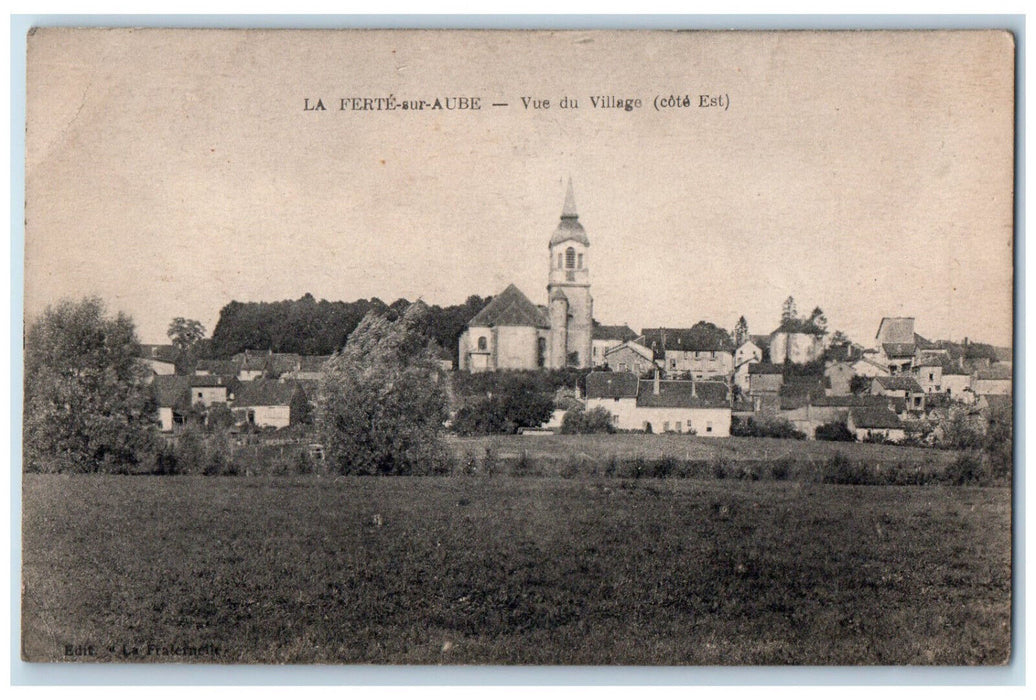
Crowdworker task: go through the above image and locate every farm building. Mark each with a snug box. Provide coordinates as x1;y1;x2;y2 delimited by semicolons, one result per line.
151;375;192;433
585;371;731;436
592;325;640;367
603;340;656;376
846;406;906;443
232;379;308;429
973;367;1012;396
871;376;925;412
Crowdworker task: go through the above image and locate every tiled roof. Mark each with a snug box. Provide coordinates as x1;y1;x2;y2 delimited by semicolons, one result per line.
234;379;305;407
874;376;924;393
189;375;235;389
468;284;550;329
139;344;179;364
749;334;770;350
604;341;654;363
636;380;728;409
641;327;734;353
266;353;302;375
151;375;191;409
882;342;916;358
975;366;1012;381
585;371;639;399
195;359;240;375
592;324;639;342
876;317;915;344
850;407;903;430
748;362;783;375
297;355;331;373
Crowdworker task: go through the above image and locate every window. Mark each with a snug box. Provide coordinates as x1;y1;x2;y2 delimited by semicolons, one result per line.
612;414;620;425
706;422;713;433
675;421;682;432
565;247;576;269
663;421;670;432
537;337;546;368
477;336;487;351
577;253;583;268
197;392;203;399
670;359;677;369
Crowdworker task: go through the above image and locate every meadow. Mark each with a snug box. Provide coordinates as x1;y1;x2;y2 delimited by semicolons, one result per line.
22;471;1011;664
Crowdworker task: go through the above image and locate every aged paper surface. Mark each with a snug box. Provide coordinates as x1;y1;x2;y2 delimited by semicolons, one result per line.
23;29;1014;666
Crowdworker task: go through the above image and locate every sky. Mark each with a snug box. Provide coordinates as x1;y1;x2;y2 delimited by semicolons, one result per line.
24;29;1015;347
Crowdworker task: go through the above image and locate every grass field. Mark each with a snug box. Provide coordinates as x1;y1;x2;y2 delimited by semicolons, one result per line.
22;473;1010;664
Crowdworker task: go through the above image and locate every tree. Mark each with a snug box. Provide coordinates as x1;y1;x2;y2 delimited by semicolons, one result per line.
316;303;450;475
24;297;157;472
808;307;828;334
733;316;749;347
830;329;850;345
781;296;798;325
849;375;872;395
167;317;206;352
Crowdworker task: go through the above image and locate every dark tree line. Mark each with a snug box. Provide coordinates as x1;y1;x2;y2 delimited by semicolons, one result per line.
207;292;491;362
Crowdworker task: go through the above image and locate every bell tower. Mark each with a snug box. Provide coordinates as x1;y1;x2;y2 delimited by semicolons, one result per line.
547;179;593;369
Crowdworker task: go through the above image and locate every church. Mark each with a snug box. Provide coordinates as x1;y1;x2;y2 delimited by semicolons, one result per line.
458;180;594;372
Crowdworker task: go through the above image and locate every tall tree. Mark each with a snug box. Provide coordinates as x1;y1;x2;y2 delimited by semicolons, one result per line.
167;317;206;352
733;316;749;347
24;297;157;473
317;303;450;475
781;296;798;325
809;307;828;334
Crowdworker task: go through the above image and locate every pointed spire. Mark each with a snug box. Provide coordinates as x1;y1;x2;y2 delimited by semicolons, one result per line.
561;177;578;218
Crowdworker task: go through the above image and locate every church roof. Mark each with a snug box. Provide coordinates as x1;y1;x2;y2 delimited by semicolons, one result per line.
549;179;590;247
467;284;550;329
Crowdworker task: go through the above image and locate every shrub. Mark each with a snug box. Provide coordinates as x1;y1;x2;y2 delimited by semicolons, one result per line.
731;416;806;440
650;456;677;479
560;406;616;434
945;452;985;486
770;457;793;481
712;461;727;479
814;421;855;442
822;451;872;485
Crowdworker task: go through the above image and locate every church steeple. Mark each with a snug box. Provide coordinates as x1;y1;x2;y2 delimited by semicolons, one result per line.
550;178;590;247
561;177;578;218
547;178;593;370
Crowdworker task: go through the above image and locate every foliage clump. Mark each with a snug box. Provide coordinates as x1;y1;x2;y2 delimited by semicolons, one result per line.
560;406;616;434
24;297;157;473
317;303;450;475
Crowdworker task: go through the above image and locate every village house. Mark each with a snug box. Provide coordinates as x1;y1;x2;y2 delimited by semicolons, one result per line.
602;340;656;376
942;368;974;401
769;323;825;365
747;363;784;414
188;375;236;407
591;325;639;367
584;371;731;436
846;406;906;443
973;366;1012;396
823;361;855;396
151;375;192;433
138;344;178;377
851;354;891;378
734;339;763;368
913;362;944;394
195;358;240;377
873;317;917;374
640;327;735;380
871;375;925;412
234;350;271;381
232;379;308;429
281;355;332;381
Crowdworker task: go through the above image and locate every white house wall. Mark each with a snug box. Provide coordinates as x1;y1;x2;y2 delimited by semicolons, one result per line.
586;397;731;436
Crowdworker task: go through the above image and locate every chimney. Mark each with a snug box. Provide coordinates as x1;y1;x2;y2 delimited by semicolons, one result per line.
653;369;660;396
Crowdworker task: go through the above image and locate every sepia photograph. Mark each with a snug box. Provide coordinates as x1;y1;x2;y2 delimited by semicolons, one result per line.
20;27;1015;666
